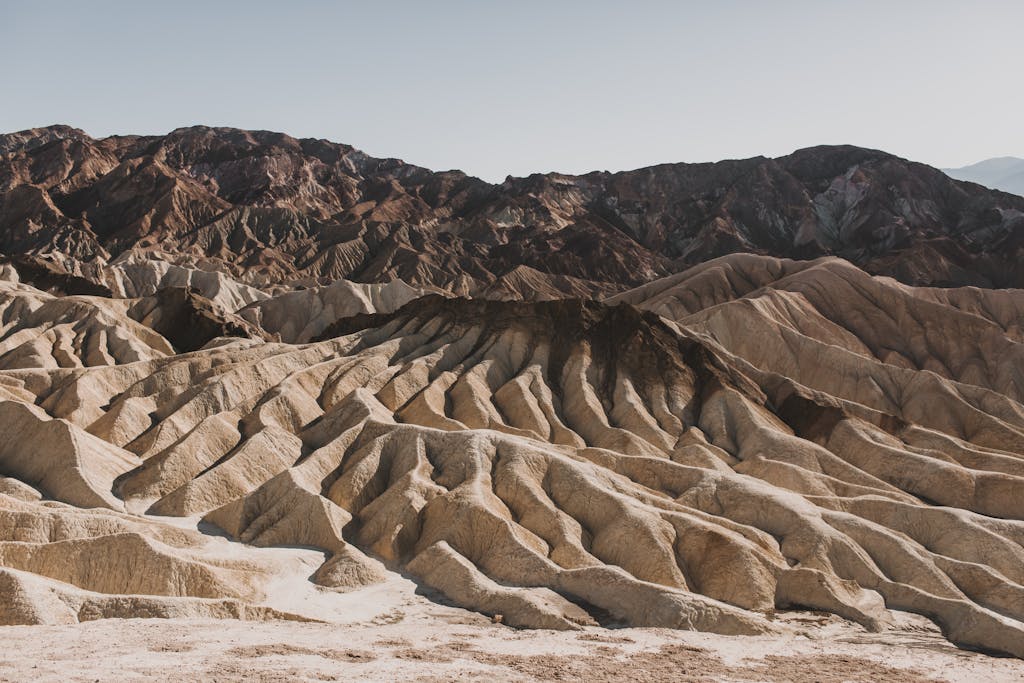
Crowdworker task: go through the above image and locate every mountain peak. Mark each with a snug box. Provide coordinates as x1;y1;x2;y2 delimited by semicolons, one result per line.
0;124;92;154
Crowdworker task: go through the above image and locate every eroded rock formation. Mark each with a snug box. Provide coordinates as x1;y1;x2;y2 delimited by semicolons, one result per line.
0;254;1022;658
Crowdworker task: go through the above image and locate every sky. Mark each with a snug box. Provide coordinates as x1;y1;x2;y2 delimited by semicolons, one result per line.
1;1;1021;182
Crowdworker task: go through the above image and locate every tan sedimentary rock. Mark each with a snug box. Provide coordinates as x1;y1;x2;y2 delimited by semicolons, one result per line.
1;255;1024;658
0;567;307;626
0;280;172;369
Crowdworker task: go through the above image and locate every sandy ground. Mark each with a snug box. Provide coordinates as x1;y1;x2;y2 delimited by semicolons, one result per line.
2;575;1023;683
3;513;1023;681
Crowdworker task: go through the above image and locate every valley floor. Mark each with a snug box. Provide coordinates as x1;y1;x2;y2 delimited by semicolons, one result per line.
2;595;1022;682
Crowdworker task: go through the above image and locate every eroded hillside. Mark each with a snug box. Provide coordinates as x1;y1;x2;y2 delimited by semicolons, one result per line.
1;253;1023;659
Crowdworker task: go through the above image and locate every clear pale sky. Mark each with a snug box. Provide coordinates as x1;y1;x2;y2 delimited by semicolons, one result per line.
2;1;1021;181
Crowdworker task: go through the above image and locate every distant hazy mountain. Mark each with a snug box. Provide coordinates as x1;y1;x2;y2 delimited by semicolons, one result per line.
943;157;1024;197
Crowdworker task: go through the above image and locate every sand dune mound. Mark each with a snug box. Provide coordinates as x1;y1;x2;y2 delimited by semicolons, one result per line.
0;477;314;626
1;264;1023;658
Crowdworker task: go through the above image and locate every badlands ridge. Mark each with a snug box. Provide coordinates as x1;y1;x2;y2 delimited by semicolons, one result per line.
0;252;1023;660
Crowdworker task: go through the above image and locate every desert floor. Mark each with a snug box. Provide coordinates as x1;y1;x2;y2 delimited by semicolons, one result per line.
2;576;1022;682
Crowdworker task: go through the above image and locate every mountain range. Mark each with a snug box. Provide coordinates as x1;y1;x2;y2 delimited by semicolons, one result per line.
3;125;1024;296
944;157;1024;198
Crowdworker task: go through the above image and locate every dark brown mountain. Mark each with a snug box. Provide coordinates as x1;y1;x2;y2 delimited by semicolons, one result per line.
2;125;1023;292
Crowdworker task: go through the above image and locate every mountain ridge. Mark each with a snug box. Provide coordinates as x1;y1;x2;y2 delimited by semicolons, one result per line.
4;125;1024;295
